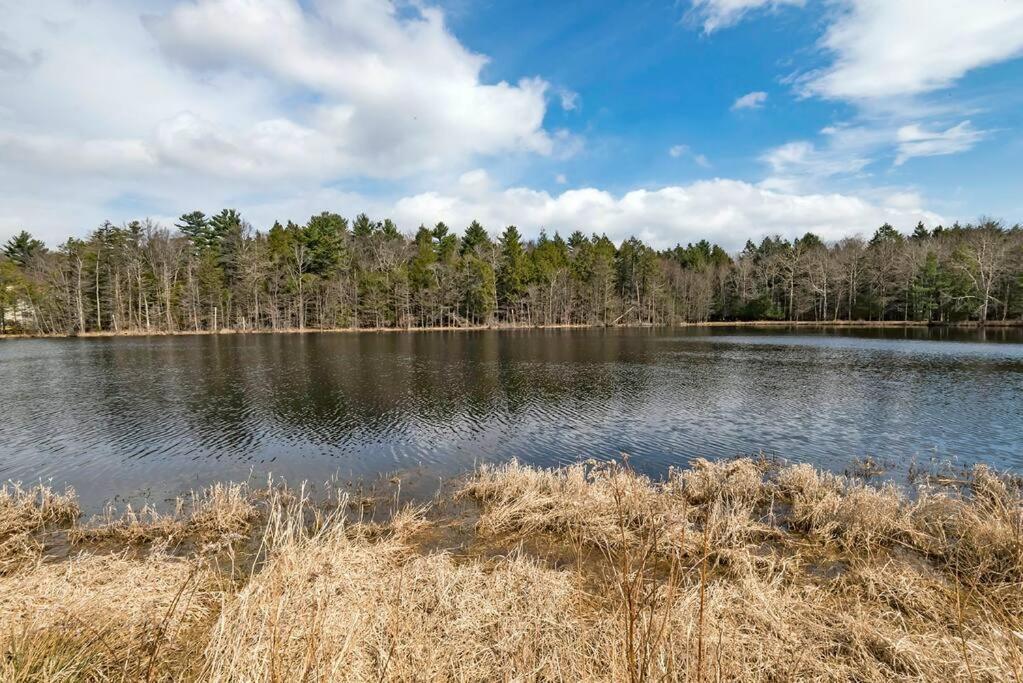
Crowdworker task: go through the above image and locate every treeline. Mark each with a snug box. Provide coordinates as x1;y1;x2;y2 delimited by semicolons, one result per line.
1;210;1021;335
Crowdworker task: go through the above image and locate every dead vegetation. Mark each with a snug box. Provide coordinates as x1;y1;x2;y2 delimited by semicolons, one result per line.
0;482;79;576
1;457;1021;681
68;482;258;551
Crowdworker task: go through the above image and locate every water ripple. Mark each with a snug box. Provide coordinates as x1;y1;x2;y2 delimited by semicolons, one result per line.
1;326;1022;510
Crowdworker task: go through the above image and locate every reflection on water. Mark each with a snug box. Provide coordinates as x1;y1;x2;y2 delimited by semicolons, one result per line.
1;326;1021;509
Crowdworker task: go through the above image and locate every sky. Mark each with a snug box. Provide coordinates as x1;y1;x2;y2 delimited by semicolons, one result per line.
1;0;1022;250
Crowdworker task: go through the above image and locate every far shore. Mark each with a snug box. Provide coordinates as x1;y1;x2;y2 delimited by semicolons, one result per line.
3;318;1022;340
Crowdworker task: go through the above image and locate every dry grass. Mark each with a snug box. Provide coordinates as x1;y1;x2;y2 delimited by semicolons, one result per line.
0;549;217;681
457;458;1023;680
68;482;259;552
1;458;1022;681
0;483;79;575
202;498;592;681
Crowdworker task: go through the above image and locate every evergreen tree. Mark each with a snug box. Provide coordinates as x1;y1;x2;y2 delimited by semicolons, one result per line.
409;225;437;323
3;230;44;266
460;255;496;324
305;212;348;276
911;221;930;241
352;213;374;239
176;211;213;252
461;220;490;257
432;222;458;263
497;226;527;317
380;219;401;240
3;211;1022;335
912;251;945;321
870;223;904;246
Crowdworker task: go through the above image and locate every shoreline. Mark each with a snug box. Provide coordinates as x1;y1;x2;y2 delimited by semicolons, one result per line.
2;457;1020;680
3;318;1021;340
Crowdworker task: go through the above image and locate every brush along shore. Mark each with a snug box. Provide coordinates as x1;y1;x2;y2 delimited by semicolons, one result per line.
4;318;1022;340
1;458;1022;681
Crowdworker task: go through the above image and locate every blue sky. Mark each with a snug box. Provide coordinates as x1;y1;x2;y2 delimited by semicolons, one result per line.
445;0;1022;211
1;0;1022;249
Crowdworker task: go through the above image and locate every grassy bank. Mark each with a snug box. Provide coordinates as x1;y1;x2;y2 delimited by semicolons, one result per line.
2;458;1022;681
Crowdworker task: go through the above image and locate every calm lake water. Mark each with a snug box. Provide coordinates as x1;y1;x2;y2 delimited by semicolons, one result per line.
2;326;1022;509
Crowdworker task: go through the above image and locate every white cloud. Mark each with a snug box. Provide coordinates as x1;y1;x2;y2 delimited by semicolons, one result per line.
895;120;988;166
0;0;576;242
759;139;872;192
555;173;567;185
549;128;585;160
152;112;346;179
688;0;804;33
695;1;1023;103
557;88;580;111
698;0;1021;171
0;0;972;249
802;0;1023;101
143;0;557;176
882;191;927;212
762;140;853;174
388;178;941;250
762;117;989;187
0;0;559;185
731;91;767;110
0;132;156;174
669;144;711;167
0;158;944;252
456;168;492;196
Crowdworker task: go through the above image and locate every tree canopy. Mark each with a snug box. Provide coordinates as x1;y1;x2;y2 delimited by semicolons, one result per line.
1;212;1020;335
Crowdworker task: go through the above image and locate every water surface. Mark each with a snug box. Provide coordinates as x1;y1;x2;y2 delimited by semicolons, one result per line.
2;326;1021;509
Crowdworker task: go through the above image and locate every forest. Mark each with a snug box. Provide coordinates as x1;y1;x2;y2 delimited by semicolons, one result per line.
1;210;1021;335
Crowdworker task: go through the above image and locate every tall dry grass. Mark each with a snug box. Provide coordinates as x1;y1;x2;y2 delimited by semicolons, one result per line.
0;482;79;575
0;458;1021;681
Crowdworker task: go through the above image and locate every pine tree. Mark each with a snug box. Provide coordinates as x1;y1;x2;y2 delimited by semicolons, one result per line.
409;226;437;323
3;230;45;266
432;222;458;263
175;211;213;252
461;220;490;257
497;226;527;318
911;221;930;241
305;212;348;276
352;213;374;239
460;255;496;324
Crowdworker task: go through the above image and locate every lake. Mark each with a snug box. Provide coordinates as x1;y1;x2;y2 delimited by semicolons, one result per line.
2;326;1022;510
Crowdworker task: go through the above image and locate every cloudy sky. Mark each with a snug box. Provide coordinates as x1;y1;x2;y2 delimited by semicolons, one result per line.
1;0;1022;249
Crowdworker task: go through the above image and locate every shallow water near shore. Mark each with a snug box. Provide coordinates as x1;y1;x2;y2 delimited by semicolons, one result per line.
1;325;1022;510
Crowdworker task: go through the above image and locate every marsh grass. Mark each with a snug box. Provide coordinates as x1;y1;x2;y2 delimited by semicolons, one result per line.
0;483;79;576
68;482;258;552
1;458;1022;681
